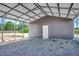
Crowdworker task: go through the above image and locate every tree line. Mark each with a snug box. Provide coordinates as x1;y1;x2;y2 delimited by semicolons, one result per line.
0;21;28;33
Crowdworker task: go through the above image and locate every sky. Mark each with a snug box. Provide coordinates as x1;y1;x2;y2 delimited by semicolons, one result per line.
74;16;79;28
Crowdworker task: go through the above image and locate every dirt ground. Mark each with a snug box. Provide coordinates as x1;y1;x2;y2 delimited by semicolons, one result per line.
0;38;78;56
0;33;29;42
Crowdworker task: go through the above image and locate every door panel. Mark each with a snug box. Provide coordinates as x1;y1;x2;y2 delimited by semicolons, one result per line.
42;25;48;38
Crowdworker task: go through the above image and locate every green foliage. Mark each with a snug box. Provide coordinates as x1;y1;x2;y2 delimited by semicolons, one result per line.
0;21;28;33
4;21;14;30
19;25;28;33
74;28;79;34
15;24;20;31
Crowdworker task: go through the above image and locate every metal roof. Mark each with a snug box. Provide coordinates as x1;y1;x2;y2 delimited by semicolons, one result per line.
0;3;78;22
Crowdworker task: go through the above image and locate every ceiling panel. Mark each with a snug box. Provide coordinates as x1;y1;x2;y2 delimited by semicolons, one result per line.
6;14;17;19
51;8;58;13
33;9;42;14
9;10;22;16
26;20;32;23
48;3;57;7
4;3;18;8
38;13;45;17
39;3;46;6
23;3;36;10
53;12;59;16
48;12;52;15
27;12;35;16
60;14;66;18
68;15;74;18
72;3;79;9
0;3;77;22
0;12;5;16
29;18;35;21
34;16;40;19
60;3;70;8
18;18;30;22
70;10;75;15
73;10;79;14
25;20;30;22
43;8;50;12
60;9;68;14
0;4;10;12
14;5;28;13
18;18;25;21
21;15;30;19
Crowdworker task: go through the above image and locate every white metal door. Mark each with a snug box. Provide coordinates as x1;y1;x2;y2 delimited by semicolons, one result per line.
42;25;48;38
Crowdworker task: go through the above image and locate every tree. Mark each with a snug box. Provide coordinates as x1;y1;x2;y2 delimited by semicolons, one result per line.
74;28;79;34
15;22;23;31
4;21;14;31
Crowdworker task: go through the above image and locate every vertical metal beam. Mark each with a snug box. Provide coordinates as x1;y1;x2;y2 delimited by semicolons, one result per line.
46;3;54;16
77;18;78;38
1;17;4;42
1;16;6;42
14;19;16;40
77;17;79;38
76;17;78;38
22;21;25;39
20;21;23;39
66;3;73;18
57;3;60;16
22;21;24;39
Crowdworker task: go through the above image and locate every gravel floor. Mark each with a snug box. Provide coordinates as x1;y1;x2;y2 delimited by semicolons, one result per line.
0;38;79;56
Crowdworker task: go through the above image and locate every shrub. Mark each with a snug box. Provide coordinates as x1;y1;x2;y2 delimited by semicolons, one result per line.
74;28;79;34
19;27;28;33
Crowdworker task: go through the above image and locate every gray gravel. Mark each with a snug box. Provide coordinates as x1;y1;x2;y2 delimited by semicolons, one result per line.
0;38;79;56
